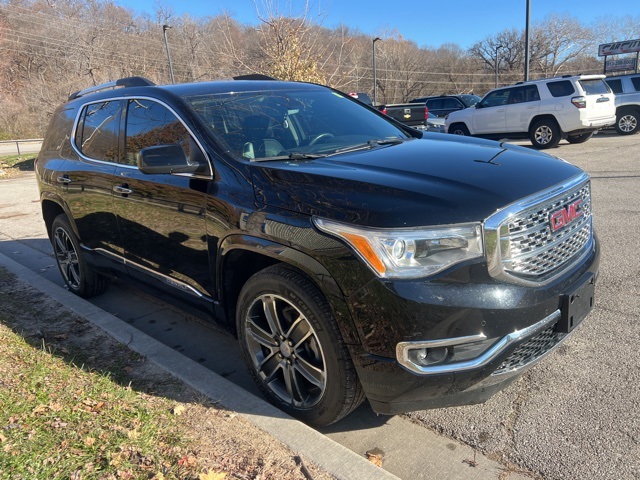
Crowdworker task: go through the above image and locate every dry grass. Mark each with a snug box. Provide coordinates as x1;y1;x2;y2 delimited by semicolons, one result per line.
0;267;333;480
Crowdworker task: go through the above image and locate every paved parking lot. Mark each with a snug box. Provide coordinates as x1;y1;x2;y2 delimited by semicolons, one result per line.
1;130;639;479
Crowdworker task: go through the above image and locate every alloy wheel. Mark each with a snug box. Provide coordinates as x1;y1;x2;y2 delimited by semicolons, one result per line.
244;294;327;408
619;114;637;133
534;125;553;145
54;226;81;289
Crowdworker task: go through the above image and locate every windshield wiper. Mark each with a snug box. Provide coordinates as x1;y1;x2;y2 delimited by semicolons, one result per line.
251;152;328;162
329;138;405;156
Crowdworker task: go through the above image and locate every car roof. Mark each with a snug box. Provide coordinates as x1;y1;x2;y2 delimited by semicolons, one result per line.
66;77;327;106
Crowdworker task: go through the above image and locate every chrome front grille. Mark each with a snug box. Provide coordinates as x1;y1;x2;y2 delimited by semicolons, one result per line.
486;174;593;285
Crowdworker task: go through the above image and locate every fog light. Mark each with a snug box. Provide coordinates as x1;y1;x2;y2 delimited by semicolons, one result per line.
408;347;449;367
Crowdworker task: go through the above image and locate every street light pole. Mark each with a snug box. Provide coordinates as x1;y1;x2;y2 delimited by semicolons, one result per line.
163;24;175;84
372;37;381;106
495;44;503;88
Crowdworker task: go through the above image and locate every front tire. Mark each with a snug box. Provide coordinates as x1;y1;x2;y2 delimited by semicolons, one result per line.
529;119;561;149
237;265;364;427
51;214;110;298
449;123;470;136
614;108;639;135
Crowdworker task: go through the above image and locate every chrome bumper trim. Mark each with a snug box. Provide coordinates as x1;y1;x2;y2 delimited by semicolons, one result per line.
396;310;561;375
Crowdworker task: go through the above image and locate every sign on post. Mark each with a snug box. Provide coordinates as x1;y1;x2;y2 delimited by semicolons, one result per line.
605;57;637;72
598;39;640;57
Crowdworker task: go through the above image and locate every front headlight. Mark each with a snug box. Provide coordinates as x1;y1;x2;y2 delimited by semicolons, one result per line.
313;217;484;279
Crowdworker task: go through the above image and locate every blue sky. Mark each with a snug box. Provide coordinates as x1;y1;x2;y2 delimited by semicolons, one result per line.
115;0;639;49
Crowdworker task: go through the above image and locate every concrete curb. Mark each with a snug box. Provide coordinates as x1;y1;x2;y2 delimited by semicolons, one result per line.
0;252;399;480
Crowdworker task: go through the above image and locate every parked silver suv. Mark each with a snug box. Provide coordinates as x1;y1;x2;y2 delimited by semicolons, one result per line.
604;73;640;135
445;75;616;148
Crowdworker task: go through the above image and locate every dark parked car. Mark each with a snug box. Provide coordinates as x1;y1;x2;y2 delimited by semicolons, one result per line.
411;94;481;117
36;76;598;427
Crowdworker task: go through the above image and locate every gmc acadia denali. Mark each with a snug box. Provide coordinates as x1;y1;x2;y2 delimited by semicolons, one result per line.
36;77;599;427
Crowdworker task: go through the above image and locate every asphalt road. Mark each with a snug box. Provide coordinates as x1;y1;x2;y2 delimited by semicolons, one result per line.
0;140;42;156
1;130;639;479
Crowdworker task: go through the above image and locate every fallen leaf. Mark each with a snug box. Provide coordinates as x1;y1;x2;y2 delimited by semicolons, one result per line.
84;437;96;447
199;470;227;480
365;447;384;467
172;405;186;416
178;455;198;467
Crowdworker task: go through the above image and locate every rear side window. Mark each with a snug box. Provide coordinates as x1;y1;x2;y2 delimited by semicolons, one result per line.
631;77;640;92
547;81;575;97
606;79;623;94
426;99;443;110
75;101;122;162
579;79;611;95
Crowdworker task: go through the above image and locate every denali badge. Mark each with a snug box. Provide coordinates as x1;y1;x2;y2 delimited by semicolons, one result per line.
550;199;583;232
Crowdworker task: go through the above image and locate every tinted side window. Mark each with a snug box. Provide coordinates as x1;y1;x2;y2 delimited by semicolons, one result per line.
631;77;640;92
75;101;122;162
508;86;539;104
579;79;610;95
426;99;443;110
481;89;510;108
606;79;623;94
124;99;192;167
442;98;461;109
547;81;575;97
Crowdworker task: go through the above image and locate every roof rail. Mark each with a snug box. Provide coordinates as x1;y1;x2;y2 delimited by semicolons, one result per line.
68;76;155;101
233;74;278;81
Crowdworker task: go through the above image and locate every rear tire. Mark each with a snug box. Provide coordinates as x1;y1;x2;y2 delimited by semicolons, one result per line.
449;123;470;136
51;214;110;298
237;265;364;427
614;108;639;135
529;119;561;149
567;132;594;144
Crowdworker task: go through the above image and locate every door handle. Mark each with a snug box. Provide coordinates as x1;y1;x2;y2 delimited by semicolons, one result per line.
56;175;71;184
113;184;133;195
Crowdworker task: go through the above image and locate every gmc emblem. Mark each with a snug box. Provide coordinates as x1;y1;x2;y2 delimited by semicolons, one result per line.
550;199;583;232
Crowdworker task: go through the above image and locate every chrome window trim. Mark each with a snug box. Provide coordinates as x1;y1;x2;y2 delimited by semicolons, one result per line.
396;309;560;375
70;95;213;179
484;172;592;287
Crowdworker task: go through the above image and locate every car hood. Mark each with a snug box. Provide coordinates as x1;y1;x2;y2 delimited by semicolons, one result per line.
250;135;583;227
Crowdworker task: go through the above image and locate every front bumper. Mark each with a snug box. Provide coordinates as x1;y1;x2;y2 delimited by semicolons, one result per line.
346;237;599;415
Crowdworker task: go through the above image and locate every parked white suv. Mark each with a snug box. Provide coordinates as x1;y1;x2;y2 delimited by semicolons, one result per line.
604;73;640;135
445;75;616;148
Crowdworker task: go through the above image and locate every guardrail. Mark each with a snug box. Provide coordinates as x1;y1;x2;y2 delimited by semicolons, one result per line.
0;138;44;156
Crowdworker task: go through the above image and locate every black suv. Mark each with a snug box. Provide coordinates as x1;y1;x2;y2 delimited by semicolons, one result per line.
36;76;599;427
410;94;481;117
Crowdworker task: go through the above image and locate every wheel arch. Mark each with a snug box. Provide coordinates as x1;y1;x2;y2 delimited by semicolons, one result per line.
528;114;562;134
217;235;359;345
41;196;73;241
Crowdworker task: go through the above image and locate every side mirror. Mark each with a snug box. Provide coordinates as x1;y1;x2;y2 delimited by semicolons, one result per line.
475;103;483;109
138;144;198;174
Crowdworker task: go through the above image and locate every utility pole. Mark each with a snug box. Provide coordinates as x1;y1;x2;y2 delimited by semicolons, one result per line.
495;44;503;88
373;37;381;106
163;24;175;84
524;0;530;81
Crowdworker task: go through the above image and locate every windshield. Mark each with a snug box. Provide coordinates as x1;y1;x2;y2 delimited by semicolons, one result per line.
460;94;481;107
184;87;409;161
